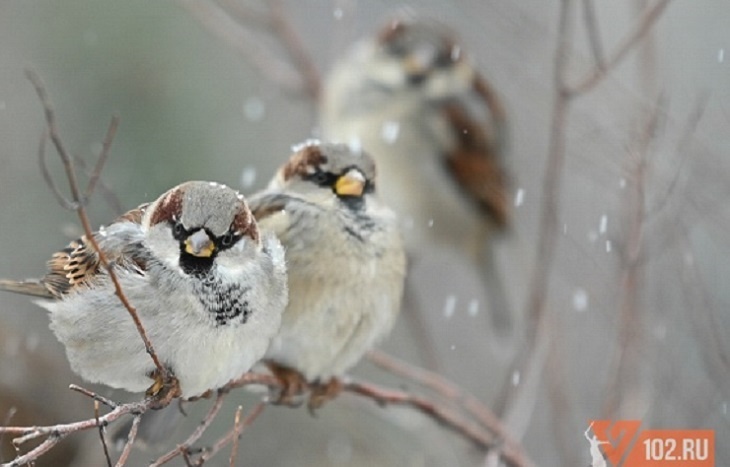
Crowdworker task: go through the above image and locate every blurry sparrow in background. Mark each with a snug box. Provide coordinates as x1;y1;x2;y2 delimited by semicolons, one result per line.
0;181;288;398
248;141;406;408
321;18;512;331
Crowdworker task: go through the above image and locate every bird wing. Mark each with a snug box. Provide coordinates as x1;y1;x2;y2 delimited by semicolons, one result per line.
441;76;510;228
42;203;149;298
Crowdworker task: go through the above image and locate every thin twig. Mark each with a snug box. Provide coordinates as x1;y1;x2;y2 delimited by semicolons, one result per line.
94;401;113;467
0;408;17;463
601;98;663;419
186;0;321;100
150;392;227;467
1;399;152;467
229;406;243;467
567;0;671;95
267;0;321;100
84;116;120;202
1;368;527;466
195;402;266;465
114;415;141;467
183;0;305;96
581;0;605;70
499;1;673;453
25;69;168;383
70;384;119;410
367;351;535;467
73;154;125;216
8;435;61;467
345;380;497;448
646;95;708;219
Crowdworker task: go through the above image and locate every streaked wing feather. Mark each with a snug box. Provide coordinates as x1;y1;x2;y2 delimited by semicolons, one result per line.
248;193;289;221
42;203;149;298
441;98;509;228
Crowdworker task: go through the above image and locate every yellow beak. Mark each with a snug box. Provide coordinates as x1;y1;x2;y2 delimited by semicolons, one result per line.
335;169;366;197
184;229;216;258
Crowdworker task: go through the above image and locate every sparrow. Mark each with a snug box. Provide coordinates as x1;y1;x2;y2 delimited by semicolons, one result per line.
248;141;406;405
320;18;512;330
0;181;288;399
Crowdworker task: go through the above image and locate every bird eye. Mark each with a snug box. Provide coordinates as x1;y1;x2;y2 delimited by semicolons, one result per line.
172;222;186;240
220;232;236;247
309;171;333;187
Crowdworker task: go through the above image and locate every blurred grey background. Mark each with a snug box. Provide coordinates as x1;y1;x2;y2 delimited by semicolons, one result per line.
0;0;728;466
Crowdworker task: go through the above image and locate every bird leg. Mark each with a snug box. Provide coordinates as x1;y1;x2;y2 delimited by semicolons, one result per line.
265;361;308;407
307;377;343;414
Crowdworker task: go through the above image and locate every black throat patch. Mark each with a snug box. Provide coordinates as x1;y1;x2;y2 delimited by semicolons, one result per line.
191;273;252;327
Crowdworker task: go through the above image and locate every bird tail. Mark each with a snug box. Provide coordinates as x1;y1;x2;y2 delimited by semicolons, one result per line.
0;279;53;299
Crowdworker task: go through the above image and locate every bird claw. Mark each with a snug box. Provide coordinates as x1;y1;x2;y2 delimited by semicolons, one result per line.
146;369;181;409
307;378;343;415
266;362;308;407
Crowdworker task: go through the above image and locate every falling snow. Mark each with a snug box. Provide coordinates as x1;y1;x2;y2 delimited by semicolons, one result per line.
292;139;321;152
243;97;265;122
332;8;343;20
443;295;457;319
467;299;480;317
346;137;362;154
619;178;627;189
380;121;400;144
240;166;257;189
587;230;598;243
98;225;107;237
427;218;434;228
514;188;525;207
605;240;612;252
572;288;588;312
719;48;725;63
512;371;520;386
599;214;607;234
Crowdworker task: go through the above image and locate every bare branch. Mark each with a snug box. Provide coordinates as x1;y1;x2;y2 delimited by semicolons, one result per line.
70;384;119;410
114;415;141;467
150;392;227;467
228;406;243;467
267;0;321;100
25;69;170;386
185;0;321;100
367;351;535;467
581;0;605;70
2;369;530;466
499;3;673;458
73;154;125;216
0;408;17;463
194;402;266;465
646;95;709;219
182;0;306;96
84;115;120;203
94;401;113;467
349;381;491;444
602;98;662;419
567;0;671;95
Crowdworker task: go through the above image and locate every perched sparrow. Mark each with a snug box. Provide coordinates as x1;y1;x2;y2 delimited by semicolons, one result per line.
0;181;287;398
321;18;512;329
248;141;406;404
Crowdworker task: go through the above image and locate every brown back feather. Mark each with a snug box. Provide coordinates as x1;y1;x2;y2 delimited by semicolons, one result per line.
441;99;509;228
